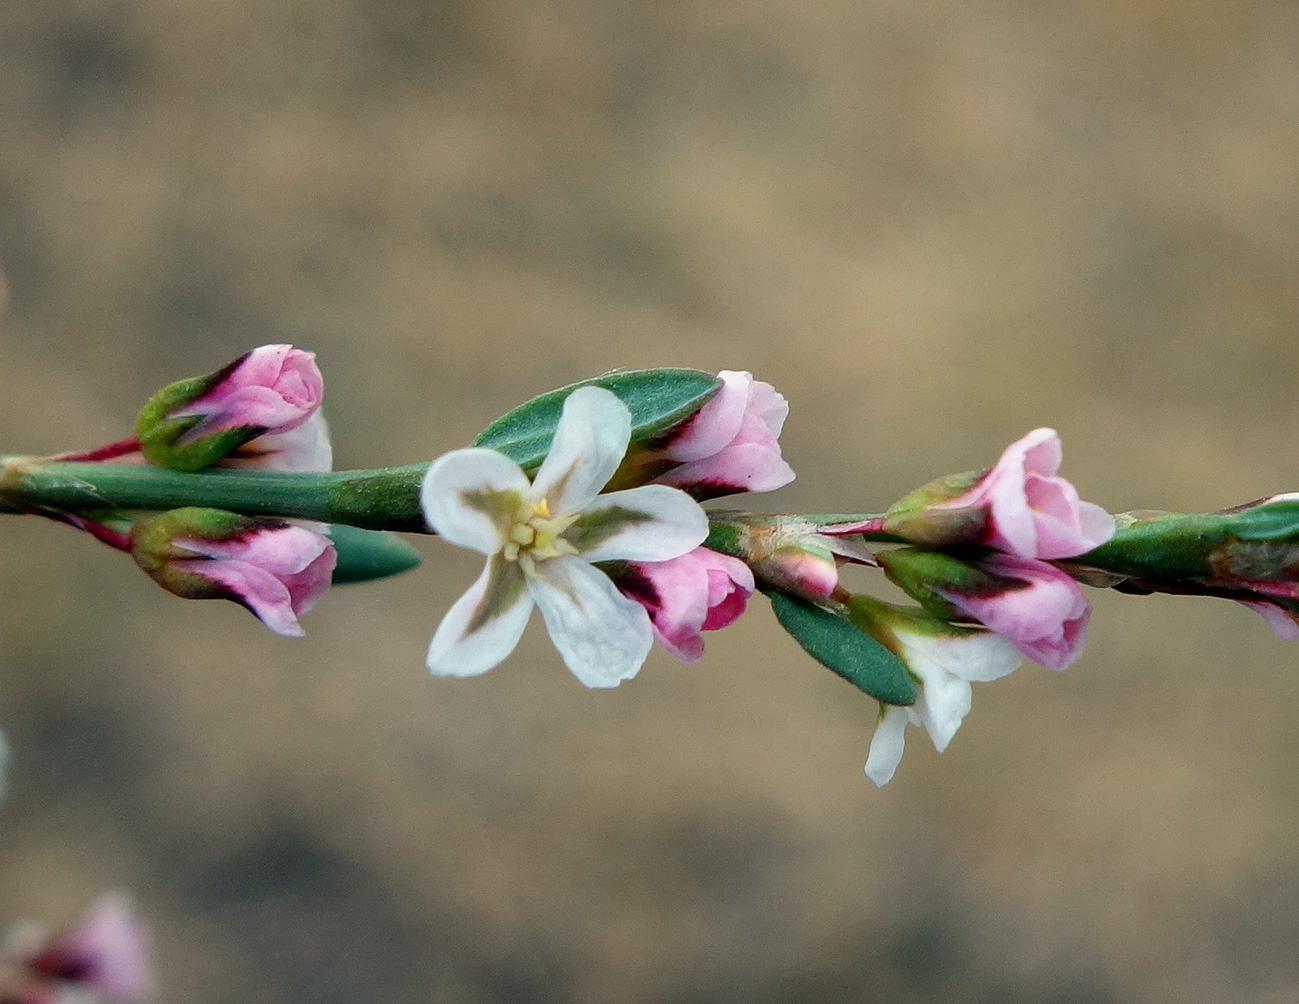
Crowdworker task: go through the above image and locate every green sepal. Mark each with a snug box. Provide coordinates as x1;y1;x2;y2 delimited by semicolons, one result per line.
328;525;422;584
473;369;721;472
768;590;915;706
844;593;999;668
130;507;257;599
135;359;262;472
881;469;987;547
876;546;1026;620
884;469;981;518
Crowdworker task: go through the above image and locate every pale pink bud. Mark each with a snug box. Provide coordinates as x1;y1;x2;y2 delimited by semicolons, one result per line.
884;429;1114;559
937;553;1091;670
20;894;156;1002
172;344;323;440
963;428;1113;559
612;548;755;663
752;543;840;602
655;371;795;500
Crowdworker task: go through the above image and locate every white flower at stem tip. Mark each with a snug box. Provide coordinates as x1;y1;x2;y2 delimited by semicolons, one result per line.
421;386;710;687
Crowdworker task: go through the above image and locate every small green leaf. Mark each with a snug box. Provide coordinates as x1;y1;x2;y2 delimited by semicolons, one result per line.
473;369;721;471
1229;499;1299;541
328;524;422;584
769;591;915;705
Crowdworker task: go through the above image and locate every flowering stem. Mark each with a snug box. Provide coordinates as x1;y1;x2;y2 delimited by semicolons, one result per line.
0;457;430;533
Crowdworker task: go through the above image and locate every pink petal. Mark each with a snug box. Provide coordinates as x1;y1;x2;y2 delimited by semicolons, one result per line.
25;894;157;1002
940;554;1091;670
1018;427;1063;476
656;442;795;499
614;548;754;663
663;371;751;462
958;428;1113;559
1240;600;1299;640
177;345;324;437
178;524;335;636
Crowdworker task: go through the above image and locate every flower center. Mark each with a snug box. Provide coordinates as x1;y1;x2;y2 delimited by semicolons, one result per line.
501;497;579;575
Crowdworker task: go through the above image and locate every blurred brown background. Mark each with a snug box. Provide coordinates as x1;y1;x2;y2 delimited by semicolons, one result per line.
2;1;1299;1001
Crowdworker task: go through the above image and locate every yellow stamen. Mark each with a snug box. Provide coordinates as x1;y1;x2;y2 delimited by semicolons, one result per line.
500;496;581;574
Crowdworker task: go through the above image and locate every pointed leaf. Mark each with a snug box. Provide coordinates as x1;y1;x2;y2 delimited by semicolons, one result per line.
473;369;721;472
1230;499;1299;541
328;525;422;584
769;591;915;705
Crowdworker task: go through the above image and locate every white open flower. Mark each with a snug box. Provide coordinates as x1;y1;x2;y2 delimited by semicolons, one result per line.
421;386;710;687
861;612;1024;786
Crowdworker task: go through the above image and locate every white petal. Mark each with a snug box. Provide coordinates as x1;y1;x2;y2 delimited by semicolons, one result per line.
421;448;530;552
528;555;654;688
894;626;1023;685
567;485;709;563
223;411;334;472
864;705;910;786
428;557;534;677
530;386;631;515
912;673;972;753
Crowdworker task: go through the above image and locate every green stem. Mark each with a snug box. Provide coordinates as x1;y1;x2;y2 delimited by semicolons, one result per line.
0;460;908;547
0;457;431;533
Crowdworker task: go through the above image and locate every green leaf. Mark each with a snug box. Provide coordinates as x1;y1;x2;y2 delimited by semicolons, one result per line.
1229;499;1299;541
473;369;721;471
328;524;422;584
769;591;915;705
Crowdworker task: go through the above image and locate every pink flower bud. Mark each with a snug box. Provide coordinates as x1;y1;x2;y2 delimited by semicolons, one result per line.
609;548;754;663
938;553;1091;670
654;371;795;500
17;894;156;1002
131;508;335;637
136;345;325;471
751;542;840;603
884;428;1114;559
173;344;322;437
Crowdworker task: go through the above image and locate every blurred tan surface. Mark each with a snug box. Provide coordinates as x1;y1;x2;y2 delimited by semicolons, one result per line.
2;1;1299;1001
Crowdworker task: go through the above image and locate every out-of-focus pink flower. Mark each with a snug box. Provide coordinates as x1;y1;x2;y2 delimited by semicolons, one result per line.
12;893;156;1002
172;344;323;439
609;547;754;663
884;428;1114;560
654;371;795;500
938;553;1091;670
131;508;335;637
